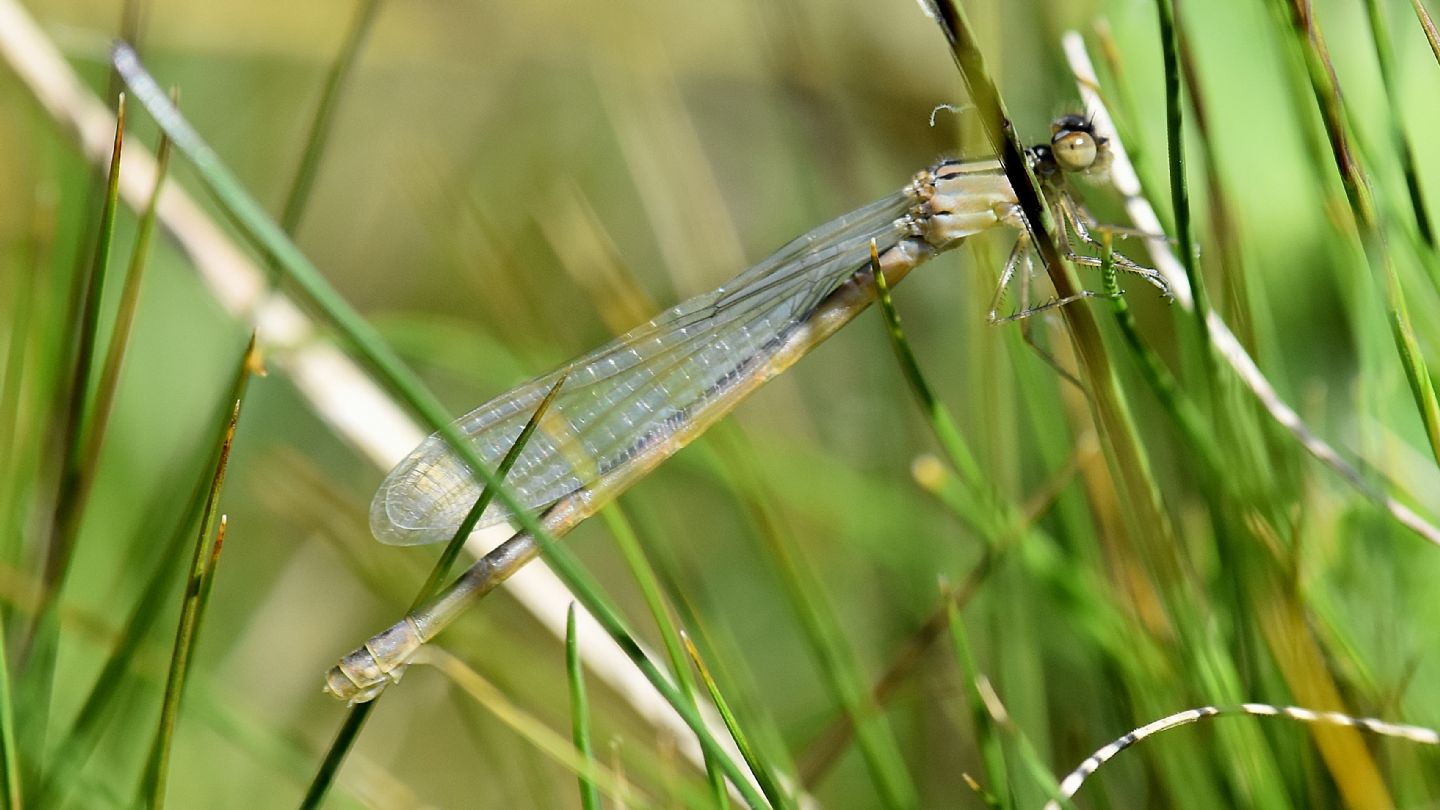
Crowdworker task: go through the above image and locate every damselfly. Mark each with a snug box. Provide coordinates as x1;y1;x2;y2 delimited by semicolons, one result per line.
325;114;1168;702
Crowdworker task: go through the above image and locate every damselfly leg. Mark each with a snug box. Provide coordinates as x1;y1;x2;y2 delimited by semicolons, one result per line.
985;229;1112;325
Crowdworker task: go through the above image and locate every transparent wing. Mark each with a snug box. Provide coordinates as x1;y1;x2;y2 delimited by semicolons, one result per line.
371;188;914;545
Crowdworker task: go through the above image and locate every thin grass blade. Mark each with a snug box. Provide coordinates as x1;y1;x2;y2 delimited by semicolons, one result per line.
680;632;791;810
302;375;562;808
1362;0;1436;249
738;475;917;809
279;0;382;234
567;604;603;810
601;506;729;806
0;604;19;809
16;91;128;786
38;457;210;807
1272;0;1440;468
944;598;1006;808
866;243;984;501
139;337;258;809
415;374;566;609
423;647;657;805
1410;0;1440;65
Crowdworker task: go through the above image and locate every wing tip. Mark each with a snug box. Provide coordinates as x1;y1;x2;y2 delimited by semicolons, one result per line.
369;466;447;546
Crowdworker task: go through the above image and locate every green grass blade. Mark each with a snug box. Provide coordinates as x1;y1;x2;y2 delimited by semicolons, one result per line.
1096;242;1222;479
279;0;382;234
29;107;177;761
796;566;1002;787
187;515;228;680
0;206;47;567
299;701;375;810
567;604;603;810
38;457;210;807
1271;0;1440;469
867;243;1057;568
302;376;560;808
600;505;729;807
35;92;125;603
528;535;769;807
139;337;257;810
937;607;1066;808
866;244;983;499
740;481;917;809
1152;0;1211;336
0;209;44;800
26;86;123;608
15;90;128;787
1410;0;1440;66
944;597;1007;808
930;24;1219;801
80;93;172;486
1364;0;1437;249
0;600;19;810
424;647;653;805
36;305;258;806
681;632;791;810
414;374;565;609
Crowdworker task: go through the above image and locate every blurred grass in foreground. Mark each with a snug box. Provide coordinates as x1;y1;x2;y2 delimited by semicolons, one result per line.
2;0;1440;807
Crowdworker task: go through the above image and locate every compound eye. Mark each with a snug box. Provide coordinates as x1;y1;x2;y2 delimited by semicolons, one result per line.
1052;129;1098;172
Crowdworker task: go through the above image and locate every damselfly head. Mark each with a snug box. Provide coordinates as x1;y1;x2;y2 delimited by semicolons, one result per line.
1048;114;1111;177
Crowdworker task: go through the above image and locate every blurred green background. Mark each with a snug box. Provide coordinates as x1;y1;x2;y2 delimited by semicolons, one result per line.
3;0;1440;807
